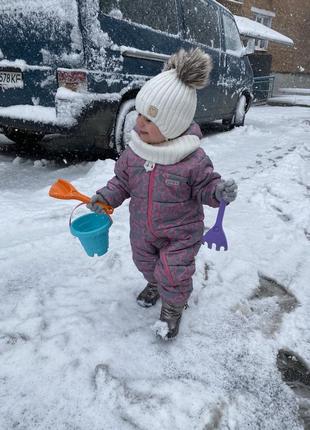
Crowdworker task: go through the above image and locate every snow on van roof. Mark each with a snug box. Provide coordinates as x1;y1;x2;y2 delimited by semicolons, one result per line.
235;15;294;46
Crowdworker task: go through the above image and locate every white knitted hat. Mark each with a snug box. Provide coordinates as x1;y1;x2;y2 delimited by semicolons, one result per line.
135;48;212;139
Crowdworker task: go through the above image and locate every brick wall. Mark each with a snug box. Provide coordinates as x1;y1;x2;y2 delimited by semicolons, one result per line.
269;0;310;74
216;0;310;75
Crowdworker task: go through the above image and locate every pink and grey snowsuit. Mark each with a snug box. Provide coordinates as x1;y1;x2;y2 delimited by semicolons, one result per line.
97;131;221;305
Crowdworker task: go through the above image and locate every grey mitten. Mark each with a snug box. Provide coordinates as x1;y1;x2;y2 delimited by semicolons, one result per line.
86;193;107;215
215;179;238;203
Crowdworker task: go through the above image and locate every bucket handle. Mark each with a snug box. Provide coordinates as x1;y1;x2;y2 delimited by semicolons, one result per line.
69;203;113;227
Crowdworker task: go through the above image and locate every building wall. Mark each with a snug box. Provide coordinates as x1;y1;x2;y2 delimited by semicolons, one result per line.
269;0;310;76
216;0;310;79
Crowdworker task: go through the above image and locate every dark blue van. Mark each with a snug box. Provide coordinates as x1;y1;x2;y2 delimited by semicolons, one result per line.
0;0;253;156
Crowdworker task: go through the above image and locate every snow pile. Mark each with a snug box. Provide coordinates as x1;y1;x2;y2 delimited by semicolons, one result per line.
0;106;309;429
268;95;310;107
152;320;169;339
279;88;310;96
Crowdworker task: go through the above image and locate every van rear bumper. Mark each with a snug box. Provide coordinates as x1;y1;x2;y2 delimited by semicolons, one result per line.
0;105;77;135
0;115;73;135
0;97;120;138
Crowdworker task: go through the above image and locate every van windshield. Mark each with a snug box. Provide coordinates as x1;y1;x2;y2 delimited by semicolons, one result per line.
0;0;83;67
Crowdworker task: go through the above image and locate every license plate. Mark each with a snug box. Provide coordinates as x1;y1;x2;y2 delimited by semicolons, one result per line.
0;69;23;88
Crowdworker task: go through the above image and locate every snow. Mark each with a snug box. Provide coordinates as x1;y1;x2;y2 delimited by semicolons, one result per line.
78;0;118;74
0;105;58;124
152;320;169;339
0;0;78;26
268;95;310;107
279;88;310;96
0;59;51;72
0;0;83;67
235;15;294;46
0;105;310;429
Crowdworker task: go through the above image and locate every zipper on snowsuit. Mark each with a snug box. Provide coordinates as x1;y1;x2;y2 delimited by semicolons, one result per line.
147;165;175;285
147;166;157;238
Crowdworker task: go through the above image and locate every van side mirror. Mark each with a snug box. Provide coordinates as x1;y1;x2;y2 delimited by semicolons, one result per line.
242;39;255;56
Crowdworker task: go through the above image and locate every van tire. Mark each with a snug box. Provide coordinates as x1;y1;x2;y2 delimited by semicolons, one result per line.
222;94;247;130
114;99;137;154
234;94;247;127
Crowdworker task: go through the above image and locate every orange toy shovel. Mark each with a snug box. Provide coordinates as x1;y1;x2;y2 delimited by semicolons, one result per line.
49;179;114;215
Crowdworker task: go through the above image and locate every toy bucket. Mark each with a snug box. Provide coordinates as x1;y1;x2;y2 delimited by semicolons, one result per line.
70;203;112;257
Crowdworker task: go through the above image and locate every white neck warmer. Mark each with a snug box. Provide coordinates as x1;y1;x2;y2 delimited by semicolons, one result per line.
129;130;200;165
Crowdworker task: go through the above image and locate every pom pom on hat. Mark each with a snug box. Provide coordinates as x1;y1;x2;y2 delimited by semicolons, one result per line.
163;48;212;89
135;48;212;139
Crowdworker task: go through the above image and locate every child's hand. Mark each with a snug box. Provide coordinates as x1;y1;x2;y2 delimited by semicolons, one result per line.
87;194;107;215
215;179;238;203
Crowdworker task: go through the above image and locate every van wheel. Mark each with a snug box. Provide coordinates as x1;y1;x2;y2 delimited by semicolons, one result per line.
234;94;247;127
222;94;247;130
3;127;44;149
114;99;137;154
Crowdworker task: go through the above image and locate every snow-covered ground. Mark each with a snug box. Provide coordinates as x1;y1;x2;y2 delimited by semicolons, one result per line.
0;105;309;429
268;95;310;107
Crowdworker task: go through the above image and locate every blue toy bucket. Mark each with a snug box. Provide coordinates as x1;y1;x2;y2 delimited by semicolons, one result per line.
70;204;112;257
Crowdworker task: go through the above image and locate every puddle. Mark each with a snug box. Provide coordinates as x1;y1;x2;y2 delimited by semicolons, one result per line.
251;275;298;314
277;349;310;429
248;275;298;336
250;276;308;427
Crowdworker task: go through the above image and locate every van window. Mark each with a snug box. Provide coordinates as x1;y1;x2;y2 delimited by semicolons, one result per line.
100;0;178;34
182;0;221;49
222;13;243;55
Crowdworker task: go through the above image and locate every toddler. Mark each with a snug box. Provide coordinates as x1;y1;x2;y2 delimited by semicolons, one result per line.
88;48;237;340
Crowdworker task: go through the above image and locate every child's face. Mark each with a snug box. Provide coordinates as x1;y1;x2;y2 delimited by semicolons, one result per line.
136;114;166;144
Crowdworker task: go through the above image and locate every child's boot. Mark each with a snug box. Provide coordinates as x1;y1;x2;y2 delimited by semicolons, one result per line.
137;283;160;307
156;300;186;340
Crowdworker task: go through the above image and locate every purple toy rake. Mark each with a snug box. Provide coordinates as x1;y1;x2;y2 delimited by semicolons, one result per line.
201;200;228;251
